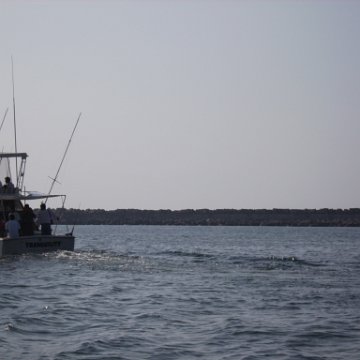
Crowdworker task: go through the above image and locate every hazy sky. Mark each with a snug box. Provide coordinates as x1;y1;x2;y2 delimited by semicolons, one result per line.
0;0;359;210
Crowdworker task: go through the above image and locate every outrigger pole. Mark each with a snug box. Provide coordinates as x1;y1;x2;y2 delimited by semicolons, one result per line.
46;112;81;203
0;108;9;134
11;57;19;186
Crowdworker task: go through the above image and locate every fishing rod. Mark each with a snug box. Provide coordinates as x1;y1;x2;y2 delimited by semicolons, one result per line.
45;112;81;203
0;107;9;134
66;202;81;236
11;57;19;186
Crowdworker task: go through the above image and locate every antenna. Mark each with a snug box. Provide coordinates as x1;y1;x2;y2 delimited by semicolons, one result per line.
46;112;81;202
11;56;19;186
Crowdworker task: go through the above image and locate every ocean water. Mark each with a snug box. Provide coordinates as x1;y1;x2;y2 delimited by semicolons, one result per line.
1;225;360;360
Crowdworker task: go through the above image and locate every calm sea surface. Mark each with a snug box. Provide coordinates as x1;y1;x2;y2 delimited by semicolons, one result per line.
1;225;360;359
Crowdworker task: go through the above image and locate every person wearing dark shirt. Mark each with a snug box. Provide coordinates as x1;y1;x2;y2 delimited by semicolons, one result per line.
3;177;15;193
21;204;36;236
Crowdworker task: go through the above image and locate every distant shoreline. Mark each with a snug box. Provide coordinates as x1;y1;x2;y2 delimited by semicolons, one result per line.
54;208;360;227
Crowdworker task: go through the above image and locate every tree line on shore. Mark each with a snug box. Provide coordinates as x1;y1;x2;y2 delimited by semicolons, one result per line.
52;208;360;226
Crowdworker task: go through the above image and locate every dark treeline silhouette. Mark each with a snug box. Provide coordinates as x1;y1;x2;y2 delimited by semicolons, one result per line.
52;208;360;226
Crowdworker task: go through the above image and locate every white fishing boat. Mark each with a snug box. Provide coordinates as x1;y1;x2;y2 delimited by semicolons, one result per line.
0;152;75;256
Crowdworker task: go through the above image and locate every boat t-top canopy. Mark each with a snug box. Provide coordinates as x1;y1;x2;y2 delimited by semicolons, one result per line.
0;152;28;159
0;192;65;201
0;152;66;203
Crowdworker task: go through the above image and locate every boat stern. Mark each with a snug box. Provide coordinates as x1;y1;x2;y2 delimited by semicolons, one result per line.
0;235;75;256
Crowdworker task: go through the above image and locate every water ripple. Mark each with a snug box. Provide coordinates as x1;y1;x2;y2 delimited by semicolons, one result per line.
1;226;360;359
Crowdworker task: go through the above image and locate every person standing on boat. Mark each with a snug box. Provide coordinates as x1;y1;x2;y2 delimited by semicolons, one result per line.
5;214;21;238
21;204;36;236
3;177;15;193
36;203;53;235
0;216;5;237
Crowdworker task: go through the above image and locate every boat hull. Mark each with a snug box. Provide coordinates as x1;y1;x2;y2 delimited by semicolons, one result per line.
0;235;75;256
